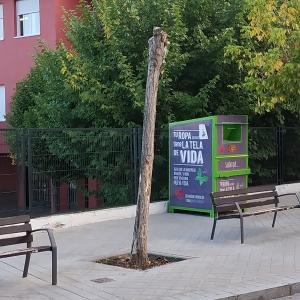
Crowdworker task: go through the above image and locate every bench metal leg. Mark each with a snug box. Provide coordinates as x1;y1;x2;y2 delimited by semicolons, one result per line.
52;247;57;285
23;253;31;278
272;211;278;228
235;202;245;244
23;242;32;278
239;216;244;244
210;218;217;240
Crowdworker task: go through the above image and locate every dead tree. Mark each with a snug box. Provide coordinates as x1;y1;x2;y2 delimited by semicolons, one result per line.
131;27;168;268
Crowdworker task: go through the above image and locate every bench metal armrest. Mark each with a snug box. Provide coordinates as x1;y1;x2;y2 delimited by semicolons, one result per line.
277;192;300;204
31;228;57;250
234;202;243;217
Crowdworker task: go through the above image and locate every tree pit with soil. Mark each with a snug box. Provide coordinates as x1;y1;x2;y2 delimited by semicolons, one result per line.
96;253;185;270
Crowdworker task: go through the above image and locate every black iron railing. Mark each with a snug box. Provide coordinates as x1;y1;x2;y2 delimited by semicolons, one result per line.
0;127;299;217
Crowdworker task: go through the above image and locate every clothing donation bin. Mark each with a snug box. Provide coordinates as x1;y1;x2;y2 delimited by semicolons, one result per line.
168;115;250;217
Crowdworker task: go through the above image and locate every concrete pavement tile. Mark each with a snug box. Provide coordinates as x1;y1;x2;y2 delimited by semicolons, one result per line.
2;213;300;299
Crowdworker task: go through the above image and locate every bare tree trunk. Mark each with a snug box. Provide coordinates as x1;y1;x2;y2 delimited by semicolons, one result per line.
131;27;168;268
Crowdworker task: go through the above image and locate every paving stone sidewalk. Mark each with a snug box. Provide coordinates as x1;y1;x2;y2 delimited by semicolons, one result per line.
1;209;300;299
279;295;300;299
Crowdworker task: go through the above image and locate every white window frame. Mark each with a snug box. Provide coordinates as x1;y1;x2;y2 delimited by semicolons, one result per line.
0;4;4;41
16;0;40;37
0;86;5;122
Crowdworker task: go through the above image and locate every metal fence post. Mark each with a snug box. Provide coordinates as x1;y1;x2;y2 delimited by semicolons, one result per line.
137;127;142;162
137;127;142;191
132;128;139;203
20;129;26;212
276;127;284;185
131;127;143;204
27;129;33;213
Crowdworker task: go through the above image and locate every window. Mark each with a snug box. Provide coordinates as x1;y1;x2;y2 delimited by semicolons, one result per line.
0;86;5;121
16;0;40;37
0;4;3;40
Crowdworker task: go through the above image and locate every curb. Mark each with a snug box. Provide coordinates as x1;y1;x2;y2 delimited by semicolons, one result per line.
217;282;300;300
31;200;168;230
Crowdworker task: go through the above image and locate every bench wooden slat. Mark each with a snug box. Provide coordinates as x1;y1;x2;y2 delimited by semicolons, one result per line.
216;204;237;213
0;234;33;247
242;205;297;217
218;205;299;219
240;198;276;208
216;198;276;212
214;192;276;205
0;224;32;236
0;248;35;258
0;215;30;226
216;197;275;207
212;185;275;198
0;245;51;259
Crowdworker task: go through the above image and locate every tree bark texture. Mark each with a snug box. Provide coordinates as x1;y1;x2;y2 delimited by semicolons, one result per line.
131;27;168;268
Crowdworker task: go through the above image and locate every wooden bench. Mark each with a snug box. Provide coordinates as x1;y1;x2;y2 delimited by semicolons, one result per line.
0;215;57;285
210;185;300;244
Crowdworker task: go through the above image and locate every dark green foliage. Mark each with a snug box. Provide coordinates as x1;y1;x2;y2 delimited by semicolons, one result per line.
248;128;277;185
9;0;256;130
21;128;136;207
281;128;300;183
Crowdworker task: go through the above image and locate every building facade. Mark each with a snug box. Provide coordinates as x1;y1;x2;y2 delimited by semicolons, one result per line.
0;1;104;216
0;0;79;128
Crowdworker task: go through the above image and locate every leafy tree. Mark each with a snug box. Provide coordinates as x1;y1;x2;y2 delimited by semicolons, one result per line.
225;0;300;113
9;0;253;129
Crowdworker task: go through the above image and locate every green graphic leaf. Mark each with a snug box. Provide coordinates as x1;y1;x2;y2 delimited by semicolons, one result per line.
195;168;208;186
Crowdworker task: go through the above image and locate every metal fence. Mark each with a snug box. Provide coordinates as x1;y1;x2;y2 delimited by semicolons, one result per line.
248;127;300;185
0;127;300;217
0;129;24;217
